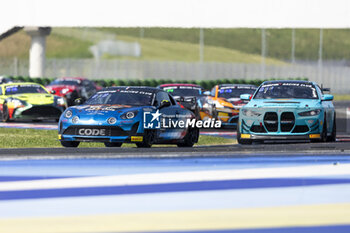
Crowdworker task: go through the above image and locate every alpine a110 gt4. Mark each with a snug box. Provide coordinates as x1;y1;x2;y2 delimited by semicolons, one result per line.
59;86;199;148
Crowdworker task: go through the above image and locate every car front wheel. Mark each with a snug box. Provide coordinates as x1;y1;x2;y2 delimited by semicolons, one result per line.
2;103;11;122
104;142;123;147
136;130;156;148
177;127;199;147
237;130;252;145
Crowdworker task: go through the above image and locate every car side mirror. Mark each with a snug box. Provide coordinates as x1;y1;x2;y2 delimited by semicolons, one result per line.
158;100;171;109
322;94;333;101
74;98;83;105
240;94;251;101
50;90;56;94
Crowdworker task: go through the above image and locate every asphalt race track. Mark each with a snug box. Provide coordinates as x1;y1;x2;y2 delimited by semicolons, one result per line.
0;101;350;233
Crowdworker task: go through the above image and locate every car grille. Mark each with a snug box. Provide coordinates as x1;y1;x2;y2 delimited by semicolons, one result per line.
250;125;267;133
22;106;62;117
263;112;278;132
292;125;309;133
63;122;139;136
280;112;295;132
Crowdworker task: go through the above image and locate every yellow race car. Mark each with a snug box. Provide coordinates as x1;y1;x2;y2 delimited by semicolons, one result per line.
0;82;67;122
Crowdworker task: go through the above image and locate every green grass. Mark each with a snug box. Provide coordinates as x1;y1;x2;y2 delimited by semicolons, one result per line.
0;30;93;59
50;28;284;64
0;128;235;148
101;28;350;60
107;35;285;64
333;95;350;101
3;28;350;62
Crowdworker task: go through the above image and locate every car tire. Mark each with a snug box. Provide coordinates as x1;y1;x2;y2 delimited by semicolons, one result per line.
327;113;336;142
61;141;80;147
318;118;328;143
136;130;155;148
104;142;123;147
177;127;199;147
237;130;252;145
2;103;11;122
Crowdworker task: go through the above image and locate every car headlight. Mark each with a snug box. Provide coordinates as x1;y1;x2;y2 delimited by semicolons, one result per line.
120;110;138;119
107;117;117;124
56;97;66;106
298;109;321;116
64;110;73;118
242;109;261;117
72;116;79;124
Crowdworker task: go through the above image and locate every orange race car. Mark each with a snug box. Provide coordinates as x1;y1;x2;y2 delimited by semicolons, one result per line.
201;84;257;125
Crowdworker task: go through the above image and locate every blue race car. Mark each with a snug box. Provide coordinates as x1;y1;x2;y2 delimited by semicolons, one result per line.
237;80;336;144
58;86;199;148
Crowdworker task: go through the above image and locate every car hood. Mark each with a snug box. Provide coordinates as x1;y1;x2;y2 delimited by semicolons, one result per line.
71;104;146;115
245;99;321;109
226;97;240;103
10;93;55;105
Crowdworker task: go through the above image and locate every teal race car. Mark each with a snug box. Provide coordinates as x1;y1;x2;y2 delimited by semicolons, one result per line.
237;80;336;144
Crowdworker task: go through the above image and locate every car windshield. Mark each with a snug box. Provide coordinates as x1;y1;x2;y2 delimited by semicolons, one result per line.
218;87;256;98
162;86;202;96
5;84;48;95
254;83;318;99
49;79;81;86
85;89;154;106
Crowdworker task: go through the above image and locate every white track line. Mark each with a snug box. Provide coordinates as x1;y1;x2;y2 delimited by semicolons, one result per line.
0;164;350;191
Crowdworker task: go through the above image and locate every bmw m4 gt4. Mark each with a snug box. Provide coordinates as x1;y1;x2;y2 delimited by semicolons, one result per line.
237;80;336;144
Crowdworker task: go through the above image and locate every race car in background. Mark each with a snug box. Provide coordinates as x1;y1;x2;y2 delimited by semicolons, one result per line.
237;80;336;144
202;84;257;124
0;76;13;84
59;86;199;148
0;82;67;122
46;77;102;106
157;83;203;119
215;84;257;106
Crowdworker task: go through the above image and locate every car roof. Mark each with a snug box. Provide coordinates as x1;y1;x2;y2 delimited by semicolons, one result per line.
218;84;257;88
59;77;87;81
158;83;202;88
262;80;314;85
101;86;161;93
1;82;43;87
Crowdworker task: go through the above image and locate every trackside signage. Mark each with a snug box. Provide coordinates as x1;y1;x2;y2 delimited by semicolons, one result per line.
143;110;221;129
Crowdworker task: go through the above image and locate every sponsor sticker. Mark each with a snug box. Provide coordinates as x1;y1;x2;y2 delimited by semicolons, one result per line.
78;128;106;136
131;136;143;142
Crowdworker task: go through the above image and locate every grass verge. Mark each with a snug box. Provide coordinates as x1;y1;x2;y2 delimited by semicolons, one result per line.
333;95;350;101
0;128;235;148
